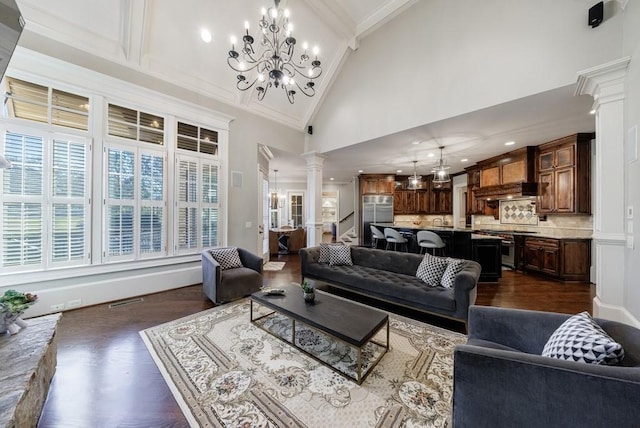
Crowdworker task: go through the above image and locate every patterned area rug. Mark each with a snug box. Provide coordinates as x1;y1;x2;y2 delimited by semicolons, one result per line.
140;299;466;427
263;261;286;271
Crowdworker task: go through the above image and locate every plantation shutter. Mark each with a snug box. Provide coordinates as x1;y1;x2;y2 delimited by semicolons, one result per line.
176;158;198;252
106;147;135;259
139;151;165;256
2;131;44;268
201;162;219;248
51;138;89;265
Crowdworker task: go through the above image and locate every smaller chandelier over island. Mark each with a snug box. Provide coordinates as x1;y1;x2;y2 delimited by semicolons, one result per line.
227;0;322;104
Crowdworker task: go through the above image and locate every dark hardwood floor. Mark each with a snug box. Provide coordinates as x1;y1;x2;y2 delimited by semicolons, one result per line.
37;252;593;427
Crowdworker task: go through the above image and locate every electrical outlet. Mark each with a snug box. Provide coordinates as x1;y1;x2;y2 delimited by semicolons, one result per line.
67;299;82;308
50;303;65;311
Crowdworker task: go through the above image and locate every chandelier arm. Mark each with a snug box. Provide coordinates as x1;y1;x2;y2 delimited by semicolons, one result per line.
292;78;315;98
283;85;295;104
227;57;263;74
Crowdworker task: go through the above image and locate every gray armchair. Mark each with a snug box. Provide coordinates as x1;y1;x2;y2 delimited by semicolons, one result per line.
202;247;263;304
453;306;640;427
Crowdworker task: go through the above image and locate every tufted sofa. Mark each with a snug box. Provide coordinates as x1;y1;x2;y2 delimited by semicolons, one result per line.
300;246;481;324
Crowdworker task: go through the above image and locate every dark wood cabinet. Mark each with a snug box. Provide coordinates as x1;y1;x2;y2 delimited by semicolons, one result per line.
391;175;447;215
536;133;593;214
429;177;452;214
360;174;395;195
472;238;502;282
523;237;591;281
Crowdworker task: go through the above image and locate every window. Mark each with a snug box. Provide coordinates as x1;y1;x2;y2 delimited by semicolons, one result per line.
108;104;164;145
1;128;90;271
177;122;218;155
104;144;166;261
3;77;89;130
289;193;304;228
175;155;220;253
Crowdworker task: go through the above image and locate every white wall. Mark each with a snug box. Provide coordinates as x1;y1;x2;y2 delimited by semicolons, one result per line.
310;0;623;153
623;0;640;322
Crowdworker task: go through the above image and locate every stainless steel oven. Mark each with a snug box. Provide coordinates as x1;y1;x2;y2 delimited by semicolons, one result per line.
501;238;515;269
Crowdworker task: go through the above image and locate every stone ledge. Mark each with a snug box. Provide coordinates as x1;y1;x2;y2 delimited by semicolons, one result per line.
0;313;61;428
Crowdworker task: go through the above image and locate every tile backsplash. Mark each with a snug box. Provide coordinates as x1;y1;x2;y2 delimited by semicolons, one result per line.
500;198;538;225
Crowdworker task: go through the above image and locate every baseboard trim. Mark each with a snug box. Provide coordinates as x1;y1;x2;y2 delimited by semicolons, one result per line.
593;297;640;328
23;264;202;318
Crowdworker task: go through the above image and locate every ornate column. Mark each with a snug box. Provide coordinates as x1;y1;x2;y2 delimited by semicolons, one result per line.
303;152;325;247
575;57;630;321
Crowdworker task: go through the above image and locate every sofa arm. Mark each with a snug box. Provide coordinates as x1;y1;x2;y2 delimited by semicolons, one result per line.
453;344;640;427
452;261;480;321
467;306;572;354
237;248;263;274
300;247;320;278
202;250;222;299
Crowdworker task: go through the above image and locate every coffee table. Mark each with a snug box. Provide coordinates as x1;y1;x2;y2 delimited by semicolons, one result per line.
250;282;389;385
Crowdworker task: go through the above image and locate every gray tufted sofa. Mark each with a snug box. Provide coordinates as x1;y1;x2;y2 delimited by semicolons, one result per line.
300;246;481;324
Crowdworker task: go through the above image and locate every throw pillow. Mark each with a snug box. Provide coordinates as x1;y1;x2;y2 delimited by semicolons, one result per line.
319;243;343;263
329;245;353;266
542;311;624;365
416;253;449;287
440;258;465;289
209;247;243;270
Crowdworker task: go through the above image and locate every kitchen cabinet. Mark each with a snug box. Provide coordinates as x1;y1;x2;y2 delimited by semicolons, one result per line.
472;238;502;282
523;237;591;281
536;133;593;214
360;174;395;195
428;177;452;214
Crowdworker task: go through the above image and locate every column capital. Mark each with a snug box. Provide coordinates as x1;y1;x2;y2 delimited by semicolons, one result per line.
575;57;630;100
301;151;326;168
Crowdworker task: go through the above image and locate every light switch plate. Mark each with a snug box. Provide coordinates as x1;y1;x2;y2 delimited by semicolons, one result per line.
627;235;635;250
628;206;634;219
628;221;634;234
245;221;252;228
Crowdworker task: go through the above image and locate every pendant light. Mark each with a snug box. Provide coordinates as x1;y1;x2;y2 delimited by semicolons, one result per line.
407;160;422;190
431;146;451;184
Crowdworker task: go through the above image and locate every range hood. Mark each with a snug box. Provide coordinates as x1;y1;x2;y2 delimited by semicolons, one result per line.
474;182;538;201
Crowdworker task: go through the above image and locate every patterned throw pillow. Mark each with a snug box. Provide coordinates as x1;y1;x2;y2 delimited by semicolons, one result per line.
319;243;343;263
209;247;243;270
440;258;465;289
542;311;624;365
416;253;449;287
329;245;353;266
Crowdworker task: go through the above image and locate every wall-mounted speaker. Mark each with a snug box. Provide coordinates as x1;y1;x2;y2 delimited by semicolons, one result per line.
231;171;243;188
589;1;603;28
307;125;313;135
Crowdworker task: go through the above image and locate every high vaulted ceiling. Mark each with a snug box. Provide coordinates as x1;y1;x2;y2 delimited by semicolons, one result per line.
14;0;597;183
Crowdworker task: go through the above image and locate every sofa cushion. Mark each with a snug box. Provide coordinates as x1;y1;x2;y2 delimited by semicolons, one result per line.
441;258;466;288
416;253;448;286
542;311;625;365
329;245;353;266
319;243;343;263
209;247;243;270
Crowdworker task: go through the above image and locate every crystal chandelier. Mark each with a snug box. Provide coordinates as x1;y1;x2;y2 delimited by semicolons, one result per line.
431;146;451;184
407;160;422;190
227;0;322;104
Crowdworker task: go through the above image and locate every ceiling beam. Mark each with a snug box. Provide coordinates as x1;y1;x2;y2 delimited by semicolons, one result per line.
302;0;358;50
355;0;419;39
120;0;147;66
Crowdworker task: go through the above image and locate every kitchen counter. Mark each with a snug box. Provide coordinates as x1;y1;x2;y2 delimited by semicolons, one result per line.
372;223;502;282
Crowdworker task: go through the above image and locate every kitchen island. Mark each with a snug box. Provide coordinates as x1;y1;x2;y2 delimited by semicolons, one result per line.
372;223;502;282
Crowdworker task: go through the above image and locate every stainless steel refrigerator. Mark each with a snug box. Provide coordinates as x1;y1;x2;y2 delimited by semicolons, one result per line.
362;195;394;247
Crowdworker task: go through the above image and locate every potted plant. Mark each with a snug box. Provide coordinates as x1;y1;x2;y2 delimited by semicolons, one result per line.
301;281;315;303
0;290;38;335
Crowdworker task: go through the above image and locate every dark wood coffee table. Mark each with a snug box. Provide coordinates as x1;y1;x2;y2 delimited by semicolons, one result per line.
250;282;389;384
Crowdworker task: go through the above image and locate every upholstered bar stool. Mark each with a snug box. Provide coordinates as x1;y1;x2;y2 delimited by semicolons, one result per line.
370;225;386;249
384;228;408;252
417;230;446;256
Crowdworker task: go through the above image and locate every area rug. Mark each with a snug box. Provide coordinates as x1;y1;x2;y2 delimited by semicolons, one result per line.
263;261;286;271
140;298;466;427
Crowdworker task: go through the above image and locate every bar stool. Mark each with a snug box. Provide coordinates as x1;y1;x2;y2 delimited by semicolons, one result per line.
417;230;446;256
370;225;386;249
384;228;408;252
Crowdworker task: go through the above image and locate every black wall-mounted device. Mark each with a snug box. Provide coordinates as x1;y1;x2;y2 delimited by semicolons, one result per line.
589;1;603;28
307;125;313;135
